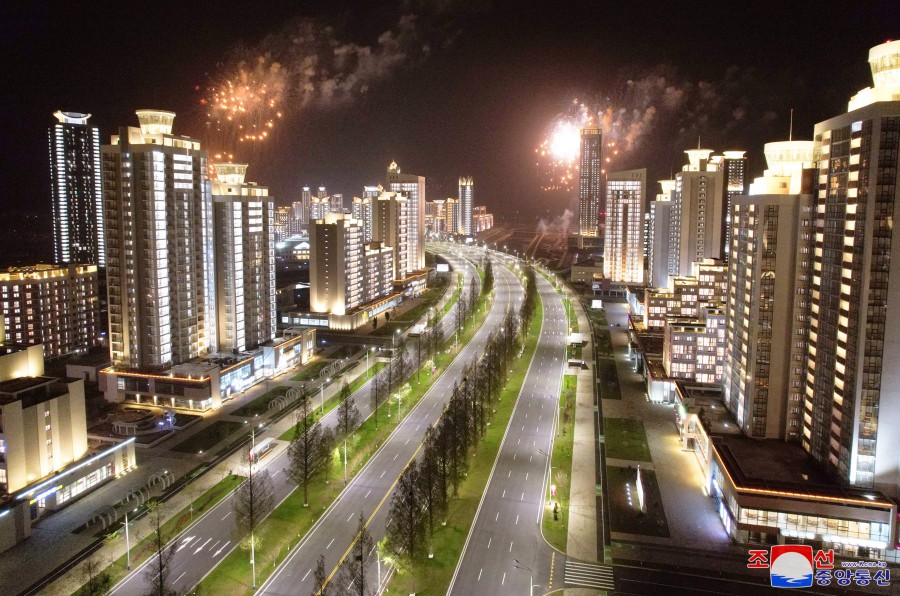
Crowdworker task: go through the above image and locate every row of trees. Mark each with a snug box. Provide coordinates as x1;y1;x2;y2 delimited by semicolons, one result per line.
384;305;523;568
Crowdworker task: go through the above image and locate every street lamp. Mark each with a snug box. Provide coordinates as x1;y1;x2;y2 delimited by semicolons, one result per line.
321;378;330;414
513;560;540;596
125;507;137;570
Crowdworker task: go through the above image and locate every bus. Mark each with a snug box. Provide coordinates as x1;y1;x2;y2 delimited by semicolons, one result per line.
249;437;275;463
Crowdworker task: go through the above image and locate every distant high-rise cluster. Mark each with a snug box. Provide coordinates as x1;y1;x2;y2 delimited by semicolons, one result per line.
423;176;493;237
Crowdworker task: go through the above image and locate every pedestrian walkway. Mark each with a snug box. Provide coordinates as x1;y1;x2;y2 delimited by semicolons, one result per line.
564;559;616;591
565;295;599;564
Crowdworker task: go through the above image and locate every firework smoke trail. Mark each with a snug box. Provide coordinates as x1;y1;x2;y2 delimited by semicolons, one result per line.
535;65;786;191
200;13;432;149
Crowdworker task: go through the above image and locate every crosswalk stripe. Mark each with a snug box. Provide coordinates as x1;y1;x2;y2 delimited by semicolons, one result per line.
564;560;615;589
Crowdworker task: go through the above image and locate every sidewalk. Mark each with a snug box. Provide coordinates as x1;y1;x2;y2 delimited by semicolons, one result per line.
565;293;599;564
36;351;376;596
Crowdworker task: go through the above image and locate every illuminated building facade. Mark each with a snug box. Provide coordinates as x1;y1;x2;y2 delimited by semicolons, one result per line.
49;111;105;266
648;180;676;287
805;40;900;493
578;127;603;241
458;176;473;236
0;264;100;359
603;169;646;283
211;163;276;353
386;161;426;270
352;196;373;243
668;150;726;278
721;150;748;259
445;198;461;235
473;205;494;232
309;213;398;330
102;110;216;370
724;141;815;440
372;192;409;280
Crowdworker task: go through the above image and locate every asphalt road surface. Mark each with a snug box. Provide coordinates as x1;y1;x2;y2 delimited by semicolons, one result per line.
447;267;573;596
257;255;522;595
107;251;481;595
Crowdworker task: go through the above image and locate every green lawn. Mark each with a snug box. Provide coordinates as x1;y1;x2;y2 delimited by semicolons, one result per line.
597;358;622;400
199;278;496;595
390;292;542;595
542;374;577;553
171;420;246;454
74;473;244;595
230;385;291;418
603;417;652;462
290;360;330;382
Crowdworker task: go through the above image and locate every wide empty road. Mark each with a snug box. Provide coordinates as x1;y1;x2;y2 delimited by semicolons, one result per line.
447;267;568;596
258;257;522;595
107;252;479;595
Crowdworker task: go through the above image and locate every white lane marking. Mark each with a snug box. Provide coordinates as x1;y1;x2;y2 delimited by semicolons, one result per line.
213;540;230;558
509;540;514;552
173;571;186;585
328;538;335;549
405;439;410;445
515;514;519;525
507;470;511;478
221;511;232;521
381;470;386;478
488;537;492;549
348;513;354;523
195;537;212;554
526;473;529;481
177;536;196;553
478;568;483;581
502;489;506;498
302;569;312;581
495;511;499;522
394;453;399;461
365;489;372;499
513;453;517;461
517;438;520;445
502;572;506;585
529;455;532;463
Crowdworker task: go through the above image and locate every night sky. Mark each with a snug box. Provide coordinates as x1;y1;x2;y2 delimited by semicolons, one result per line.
0;0;896;263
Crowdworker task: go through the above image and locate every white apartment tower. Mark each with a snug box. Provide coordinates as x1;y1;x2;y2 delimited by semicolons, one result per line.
211;163;276;353
724;141;815;440
372;192;409;280
648;180;676;287
310;214;363;317
352;196;373;243
805;40;900;492
603;169;646;283
102;110;216;370
50;111;105;266
668;149;726;278
386;161;425;270
458;176;474;236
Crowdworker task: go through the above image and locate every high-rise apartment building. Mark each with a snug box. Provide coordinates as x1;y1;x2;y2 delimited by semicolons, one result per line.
352;196;373;243
458;176;474;236
310;214;363;318
578;126;603;242
211;163;276;353
309;213;396;330
102;110;216;370
49;111;105;266
604;169;646;283
309;195;331;222
386;161;425;270
372;192;409;280
473;205;494;233
805;40;900;491
668;149;726;278
724;141;815;440
721;151;748;259
330;193;344;213
0;264;100;358
445;198;461;235
301;186;312;225
648;180;676;287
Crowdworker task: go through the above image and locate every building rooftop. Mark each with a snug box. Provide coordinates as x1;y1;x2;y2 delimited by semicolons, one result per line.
712;435;893;506
0;377;72;407
674;382;740;436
